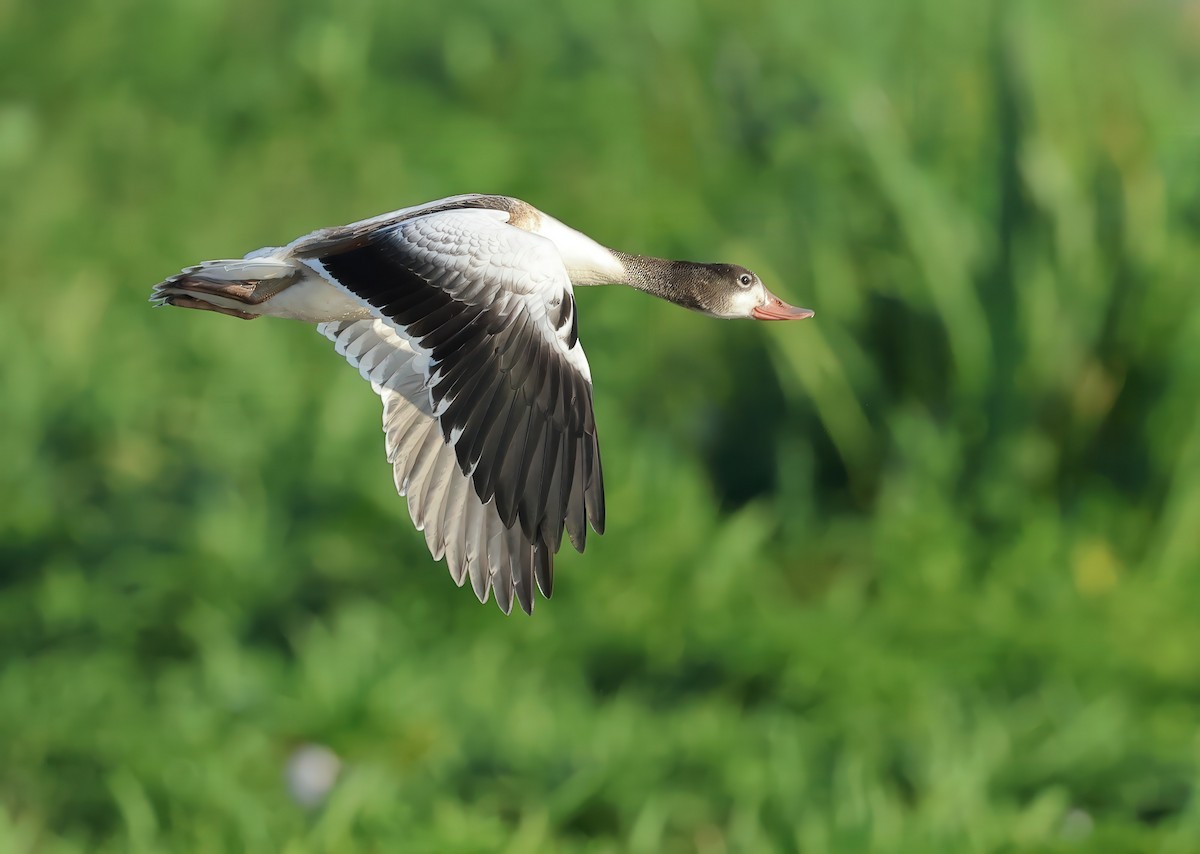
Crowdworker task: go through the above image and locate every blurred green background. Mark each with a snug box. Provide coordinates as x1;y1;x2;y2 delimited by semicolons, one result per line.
3;0;1200;850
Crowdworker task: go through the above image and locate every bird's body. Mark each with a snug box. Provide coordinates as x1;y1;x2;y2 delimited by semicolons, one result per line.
151;194;812;613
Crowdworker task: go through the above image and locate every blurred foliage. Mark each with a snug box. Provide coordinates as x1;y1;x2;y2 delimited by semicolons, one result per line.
2;0;1200;850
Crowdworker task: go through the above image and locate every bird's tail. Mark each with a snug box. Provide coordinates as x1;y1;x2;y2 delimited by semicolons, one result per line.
149;257;301;320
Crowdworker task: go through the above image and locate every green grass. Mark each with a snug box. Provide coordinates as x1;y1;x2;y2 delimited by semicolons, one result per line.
2;0;1200;850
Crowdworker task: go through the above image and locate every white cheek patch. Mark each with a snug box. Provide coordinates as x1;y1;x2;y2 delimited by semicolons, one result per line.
730;286;763;318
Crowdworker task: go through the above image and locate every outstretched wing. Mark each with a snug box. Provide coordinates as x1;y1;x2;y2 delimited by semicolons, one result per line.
304;207;604;612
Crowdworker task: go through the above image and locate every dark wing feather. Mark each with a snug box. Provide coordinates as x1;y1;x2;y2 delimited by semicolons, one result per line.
308;208;604;611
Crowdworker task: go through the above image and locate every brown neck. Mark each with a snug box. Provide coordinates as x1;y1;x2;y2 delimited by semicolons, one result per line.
610;251;717;313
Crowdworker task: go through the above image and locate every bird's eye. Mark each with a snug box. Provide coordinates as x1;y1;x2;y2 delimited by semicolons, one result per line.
738;273;753;287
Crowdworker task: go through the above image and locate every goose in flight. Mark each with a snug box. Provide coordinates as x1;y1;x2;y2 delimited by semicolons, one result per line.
150;194;813;614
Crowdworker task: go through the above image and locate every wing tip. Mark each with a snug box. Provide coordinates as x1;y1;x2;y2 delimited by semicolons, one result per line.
587;499;606;536
534;542;553;600
494;582;514;615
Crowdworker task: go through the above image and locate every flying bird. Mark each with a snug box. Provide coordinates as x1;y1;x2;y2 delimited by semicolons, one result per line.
150;194;813;614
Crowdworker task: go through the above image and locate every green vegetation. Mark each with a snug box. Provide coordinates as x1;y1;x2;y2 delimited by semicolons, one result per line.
3;0;1199;850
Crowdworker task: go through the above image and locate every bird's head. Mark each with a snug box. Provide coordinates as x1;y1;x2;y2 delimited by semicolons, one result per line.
702;264;814;321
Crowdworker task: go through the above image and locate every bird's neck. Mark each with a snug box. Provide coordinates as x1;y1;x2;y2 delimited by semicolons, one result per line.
531;214;712;309
609;251;711;312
